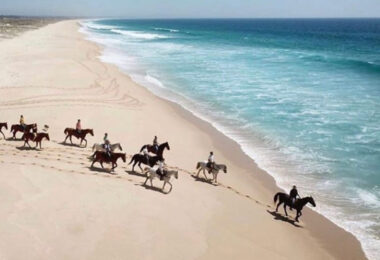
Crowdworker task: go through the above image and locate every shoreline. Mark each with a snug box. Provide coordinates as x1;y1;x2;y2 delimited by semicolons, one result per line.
0;19;367;259
79;21;369;259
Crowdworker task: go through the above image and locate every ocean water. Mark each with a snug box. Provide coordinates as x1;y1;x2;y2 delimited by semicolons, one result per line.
80;19;380;259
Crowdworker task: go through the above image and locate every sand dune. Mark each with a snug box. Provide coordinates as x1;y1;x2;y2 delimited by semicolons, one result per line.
0;20;366;259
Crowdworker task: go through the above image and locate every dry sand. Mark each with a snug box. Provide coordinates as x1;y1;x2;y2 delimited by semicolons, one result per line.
0;20;367;260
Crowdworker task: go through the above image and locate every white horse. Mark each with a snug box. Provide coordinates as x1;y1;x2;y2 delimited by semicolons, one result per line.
195;162;227;184
91;143;123;157
143;167;178;194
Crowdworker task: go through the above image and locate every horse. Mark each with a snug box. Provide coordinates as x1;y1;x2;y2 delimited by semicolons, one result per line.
0;122;7;139
91;151;126;171
91;143;123;157
274;192;316;222
22;132;50;149
139;142;170;158
143;167;178;193
10;123;37;139
195;161;227;184
63;128;94;147
128;154;163;173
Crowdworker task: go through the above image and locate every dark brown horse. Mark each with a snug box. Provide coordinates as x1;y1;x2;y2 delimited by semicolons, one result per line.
139;142;170;158
91;151;126;171
274;192;316;222
10;123;37;139
128;154;163;173
63;128;94;147
23;132;50;149
0;122;7;139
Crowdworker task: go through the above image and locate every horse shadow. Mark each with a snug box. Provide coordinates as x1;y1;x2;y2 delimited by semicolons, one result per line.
191;175;218;186
139;183;167;194
16;146;39;151
86;166;115;174
6;137;21;141
58;142;84;148
266;210;302;228
126;170;146;178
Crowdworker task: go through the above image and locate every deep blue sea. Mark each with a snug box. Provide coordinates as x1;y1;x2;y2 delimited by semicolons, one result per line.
80;18;380;258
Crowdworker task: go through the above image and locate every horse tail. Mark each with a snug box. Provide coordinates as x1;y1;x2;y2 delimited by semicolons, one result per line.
139;145;146;153
64;128;69;135
196;162;201;169
128;154;137;165
10;125;15;132
92;144;96;151
274;193;280;204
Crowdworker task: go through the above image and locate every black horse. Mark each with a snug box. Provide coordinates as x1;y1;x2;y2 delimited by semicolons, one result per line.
139;142;170;158
274;192;316;222
128;154;162;173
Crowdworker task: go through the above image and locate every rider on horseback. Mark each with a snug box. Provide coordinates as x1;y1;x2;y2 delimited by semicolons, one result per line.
104;139;111;160
20;115;26;131
103;133;109;148
156;158;166;181
76;119;81;134
142;146;149;165
289;185;300;210
207;151;215;173
153;136;159;153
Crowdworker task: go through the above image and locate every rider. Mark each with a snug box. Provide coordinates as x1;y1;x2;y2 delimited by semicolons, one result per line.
104;139;111;159
20;115;26;131
289;185;300;210
207;151;215;173
156;158;166;181
76;119;81;134
103;133;109;148
153;135;159;153
142;146;149;165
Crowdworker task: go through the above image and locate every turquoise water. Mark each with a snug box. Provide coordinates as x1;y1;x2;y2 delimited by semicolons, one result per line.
81;19;380;258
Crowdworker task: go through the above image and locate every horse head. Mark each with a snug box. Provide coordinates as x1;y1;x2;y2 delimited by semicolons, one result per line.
307;196;316;207
89;129;94;136
164;142;170;150
45;133;50;141
121;153;126;162
174;171;178;179
118;144;123;151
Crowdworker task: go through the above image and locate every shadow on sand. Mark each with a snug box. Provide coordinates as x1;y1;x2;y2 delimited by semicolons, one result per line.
191;175;218;186
267;210;302;228
86;166;115;174
16;146;39;151
139;183;167;194
58;142;85;148
126;170;146;178
6;137;21;141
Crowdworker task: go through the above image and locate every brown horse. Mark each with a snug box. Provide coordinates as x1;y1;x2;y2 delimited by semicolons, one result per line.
91;151;126;171
63;128;94;147
0;122;7;139
11;123;37;139
23;132;50;149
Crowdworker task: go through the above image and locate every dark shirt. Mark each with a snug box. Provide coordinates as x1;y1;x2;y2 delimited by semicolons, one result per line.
290;188;298;198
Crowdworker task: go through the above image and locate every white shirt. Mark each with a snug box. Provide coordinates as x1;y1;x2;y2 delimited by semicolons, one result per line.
142;147;148;155
157;161;164;171
208;154;214;163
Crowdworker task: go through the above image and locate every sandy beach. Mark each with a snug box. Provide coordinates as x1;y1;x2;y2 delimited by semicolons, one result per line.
0;20;367;259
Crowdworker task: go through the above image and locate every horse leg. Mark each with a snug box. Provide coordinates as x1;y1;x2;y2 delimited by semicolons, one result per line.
143;176;149;185
296;210;302;222
284;204;288;216
168;182;173;193
70;136;73;145
202;169;208;180
138;163;144;173
162;181;166;191
1;131;5;139
64;135;68;143
150;177;153;187
84;138;87;148
100;162;104;169
196;168;201;177
276;201;282;212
